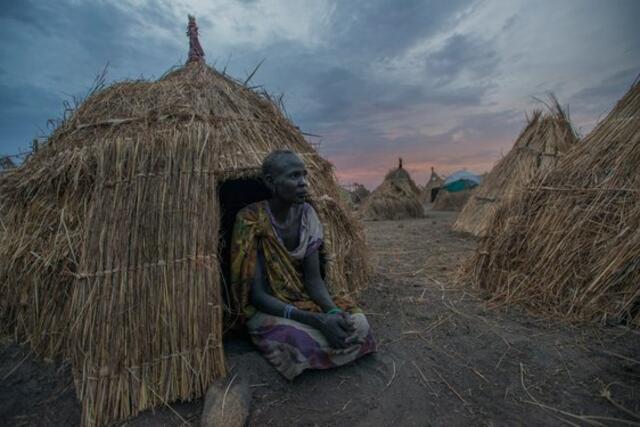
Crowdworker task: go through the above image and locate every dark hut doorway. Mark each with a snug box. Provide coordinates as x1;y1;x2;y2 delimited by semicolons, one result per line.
218;177;271;320
430;187;441;203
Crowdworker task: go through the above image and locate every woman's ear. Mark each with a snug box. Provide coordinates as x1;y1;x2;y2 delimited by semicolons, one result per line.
263;174;275;194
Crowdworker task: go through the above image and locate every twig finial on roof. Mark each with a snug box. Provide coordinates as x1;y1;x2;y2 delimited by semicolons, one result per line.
186;15;205;64
399;157;403;169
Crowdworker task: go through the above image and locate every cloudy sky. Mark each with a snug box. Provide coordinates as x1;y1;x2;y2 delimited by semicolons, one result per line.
1;0;638;188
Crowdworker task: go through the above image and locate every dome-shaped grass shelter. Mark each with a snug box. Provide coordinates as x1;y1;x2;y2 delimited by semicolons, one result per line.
361;158;423;220
453;101;578;236
420;166;444;204
465;78;640;326
0;16;369;426
351;182;371;205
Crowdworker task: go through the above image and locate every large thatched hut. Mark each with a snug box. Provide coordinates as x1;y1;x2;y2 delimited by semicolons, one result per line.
453;101;578;236
0;17;369;426
465;78;640;326
420;166;444;204
432;170;481;211
361;158;423;220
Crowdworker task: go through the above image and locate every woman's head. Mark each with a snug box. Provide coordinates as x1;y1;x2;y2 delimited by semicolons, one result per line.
262;150;308;204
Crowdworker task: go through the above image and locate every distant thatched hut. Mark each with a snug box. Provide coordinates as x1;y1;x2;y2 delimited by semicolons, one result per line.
453;100;578;236
466;78;640;326
432;170;481;211
0;17;369;426
420;166;443;204
361;158;423;220
351;182;370;205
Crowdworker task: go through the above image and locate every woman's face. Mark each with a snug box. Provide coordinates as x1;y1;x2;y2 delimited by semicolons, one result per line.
269;154;308;204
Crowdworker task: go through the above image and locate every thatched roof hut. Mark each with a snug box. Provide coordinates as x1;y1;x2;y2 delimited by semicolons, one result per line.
432;170;481;211
452;101;578;236
465;78;640;326
0;17;369;426
420;166;443;204
351;182;370;205
361;158;423;220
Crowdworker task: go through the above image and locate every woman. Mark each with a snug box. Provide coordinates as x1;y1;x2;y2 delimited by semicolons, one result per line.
230;150;376;380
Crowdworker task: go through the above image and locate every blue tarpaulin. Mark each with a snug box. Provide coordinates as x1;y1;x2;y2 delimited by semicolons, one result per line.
442;170;482;192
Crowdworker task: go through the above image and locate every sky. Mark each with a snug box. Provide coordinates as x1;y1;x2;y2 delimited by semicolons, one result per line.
0;0;638;189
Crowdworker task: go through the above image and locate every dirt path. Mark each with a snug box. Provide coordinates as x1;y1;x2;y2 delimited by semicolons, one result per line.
2;211;639;426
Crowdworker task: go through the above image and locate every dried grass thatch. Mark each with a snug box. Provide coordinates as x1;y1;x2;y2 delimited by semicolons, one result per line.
0;20;370;426
351;183;370;205
361;159;423;220
420;167;443;204
432;187;475;211
453;100;578;236
465;78;640;327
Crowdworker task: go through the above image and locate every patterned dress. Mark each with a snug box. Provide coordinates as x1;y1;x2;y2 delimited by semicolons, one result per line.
230;200;376;380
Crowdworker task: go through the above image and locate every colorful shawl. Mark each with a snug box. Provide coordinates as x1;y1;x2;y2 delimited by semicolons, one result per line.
230;200;357;319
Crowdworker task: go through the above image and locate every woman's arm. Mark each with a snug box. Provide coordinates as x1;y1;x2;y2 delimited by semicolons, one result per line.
250;247;351;348
302;250;338;313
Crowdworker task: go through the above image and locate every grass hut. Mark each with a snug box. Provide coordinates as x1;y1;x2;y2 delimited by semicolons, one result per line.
420;166;444;204
452;101;578;236
432;170;481;211
361;158;423;220
351;182;370;205
0;16;369;426
465;78;640;326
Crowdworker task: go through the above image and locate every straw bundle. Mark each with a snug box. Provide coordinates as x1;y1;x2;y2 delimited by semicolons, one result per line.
453;100;578;236
466;78;640;326
0;21;369;426
361;159;423;220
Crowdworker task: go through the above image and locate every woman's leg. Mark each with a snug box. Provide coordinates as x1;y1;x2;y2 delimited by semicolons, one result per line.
246;311;376;380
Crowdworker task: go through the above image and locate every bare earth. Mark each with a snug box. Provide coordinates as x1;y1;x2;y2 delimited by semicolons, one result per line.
2;211;639;426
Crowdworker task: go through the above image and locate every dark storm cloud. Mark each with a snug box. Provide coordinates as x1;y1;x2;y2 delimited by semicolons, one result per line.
0;83;62;155
0;0;184;153
328;0;473;57
0;0;52;34
425;34;499;84
570;68;639;115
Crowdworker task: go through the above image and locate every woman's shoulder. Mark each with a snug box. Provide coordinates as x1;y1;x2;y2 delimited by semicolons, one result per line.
302;202;323;229
236;200;267;219
303;202;319;216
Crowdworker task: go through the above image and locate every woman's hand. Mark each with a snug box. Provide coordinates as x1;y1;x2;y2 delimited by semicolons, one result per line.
315;313;354;349
340;312;364;345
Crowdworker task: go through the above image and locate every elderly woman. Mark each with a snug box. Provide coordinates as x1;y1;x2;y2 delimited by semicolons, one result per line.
230;150;376;380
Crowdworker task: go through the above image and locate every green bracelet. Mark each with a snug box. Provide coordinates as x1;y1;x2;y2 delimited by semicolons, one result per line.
326;308;342;315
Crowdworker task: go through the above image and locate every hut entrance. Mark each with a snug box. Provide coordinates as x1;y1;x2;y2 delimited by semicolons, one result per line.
430;187;440;203
218;177;271;305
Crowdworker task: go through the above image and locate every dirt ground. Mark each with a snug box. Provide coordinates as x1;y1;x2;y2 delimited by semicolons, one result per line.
2;211;639;426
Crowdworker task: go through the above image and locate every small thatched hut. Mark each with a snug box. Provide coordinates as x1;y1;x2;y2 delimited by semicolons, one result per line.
432;170;481;211
0;17;369;426
361;158;423;220
452;101;578;236
420;166;444;204
466;78;640;326
351;182;370;205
